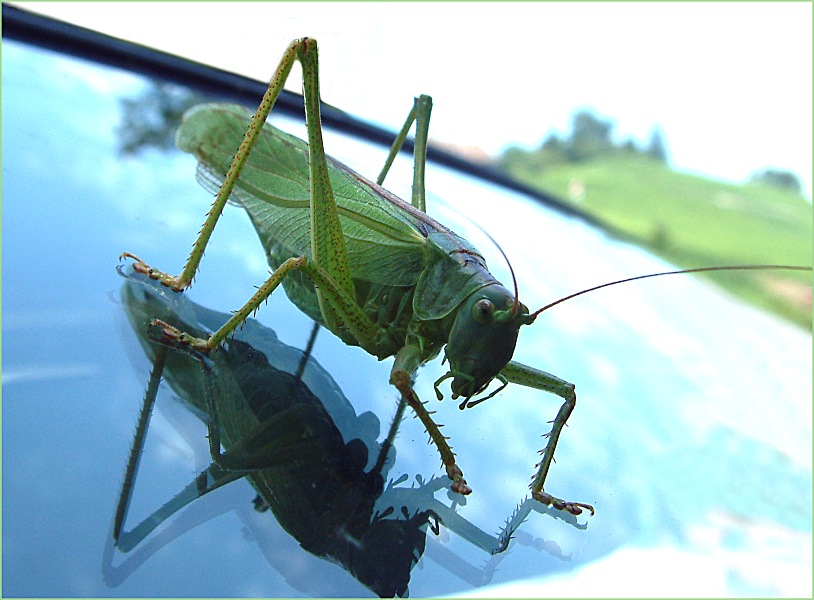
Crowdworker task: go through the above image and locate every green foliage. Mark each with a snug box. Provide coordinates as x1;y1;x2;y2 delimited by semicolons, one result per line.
644;127;668;163
749;168;804;195
567;111;615;162
500;109;670;171
503;154;812;328
117;83;204;156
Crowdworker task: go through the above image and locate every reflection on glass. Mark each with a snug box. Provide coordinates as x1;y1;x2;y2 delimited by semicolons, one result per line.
116;82;205;157
109;273;569;596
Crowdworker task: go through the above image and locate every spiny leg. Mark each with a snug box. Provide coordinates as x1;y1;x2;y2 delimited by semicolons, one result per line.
498;361;594;516
372;395;408;477
113;344;168;545
391;345;472;496
151;255;379;355
131;38;382;355
120;41;304;291
113;344;247;553
295;39;357;331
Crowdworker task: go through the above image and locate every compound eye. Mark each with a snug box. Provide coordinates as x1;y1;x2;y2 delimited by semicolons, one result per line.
472;298;494;324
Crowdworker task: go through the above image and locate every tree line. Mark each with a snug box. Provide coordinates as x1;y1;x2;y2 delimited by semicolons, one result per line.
499;109;668;172
499;109;804;196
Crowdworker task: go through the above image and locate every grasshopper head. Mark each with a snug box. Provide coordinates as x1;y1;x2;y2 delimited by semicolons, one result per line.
444;284;530;400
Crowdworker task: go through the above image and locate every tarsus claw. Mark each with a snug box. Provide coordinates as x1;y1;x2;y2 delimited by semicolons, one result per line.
451;480;472;495
119;252;186;292
148;319;184;343
533;491;594;516
447;464;472;495
147;319;213;354
558;501;595;516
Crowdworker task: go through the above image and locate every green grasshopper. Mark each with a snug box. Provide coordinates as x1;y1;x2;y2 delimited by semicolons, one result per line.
121;37;808;518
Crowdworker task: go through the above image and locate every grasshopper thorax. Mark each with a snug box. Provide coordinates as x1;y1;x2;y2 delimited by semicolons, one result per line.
444;284;528;399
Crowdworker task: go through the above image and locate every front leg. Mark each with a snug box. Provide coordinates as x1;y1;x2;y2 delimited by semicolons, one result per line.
391;344;472;496
500;361;595;516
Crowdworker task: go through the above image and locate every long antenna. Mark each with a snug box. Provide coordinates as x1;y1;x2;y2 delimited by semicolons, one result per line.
469;221;520;315
528;265;811;320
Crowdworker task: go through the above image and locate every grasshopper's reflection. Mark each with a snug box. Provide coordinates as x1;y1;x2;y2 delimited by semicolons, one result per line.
108;272;575;597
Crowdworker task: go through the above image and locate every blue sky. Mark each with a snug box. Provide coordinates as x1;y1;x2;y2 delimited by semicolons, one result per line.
22;2;814;198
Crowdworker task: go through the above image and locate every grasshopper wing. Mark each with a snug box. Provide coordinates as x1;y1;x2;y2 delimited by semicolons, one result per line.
176;103;431;286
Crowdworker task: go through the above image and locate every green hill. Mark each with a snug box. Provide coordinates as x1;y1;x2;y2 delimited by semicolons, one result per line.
501;154;812;328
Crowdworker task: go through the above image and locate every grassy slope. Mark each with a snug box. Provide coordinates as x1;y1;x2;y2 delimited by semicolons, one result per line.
503;155;812;328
